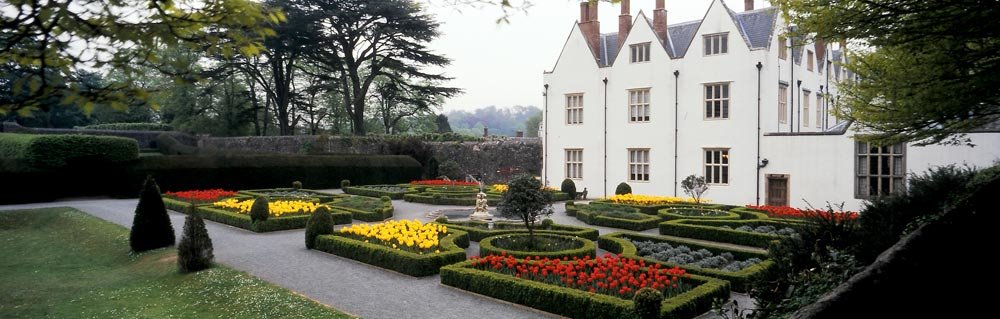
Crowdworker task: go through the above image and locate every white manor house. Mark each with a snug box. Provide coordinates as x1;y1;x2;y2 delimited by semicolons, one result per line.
540;0;1000;211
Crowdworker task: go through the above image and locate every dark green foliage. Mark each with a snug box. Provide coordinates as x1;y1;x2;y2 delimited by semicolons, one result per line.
438;159;462;179
249;197;269;223
426;157;439;179
292;181;303;189
342;185;418;199
380;196;391;202
615;182;632;195
154;133;201;155
0;133;138;168
82;123;173;131
433;220;599;242
633;287;663;319
479;234;595;259
340;179;350;188
541;218;554;228
570;204;662;231
192;206;351;233
178;213;214;273
313;230;470;277
498;174;554;245
658;219;804;248
381;136;435;173
328;196;394;222
435;114;452;133
129;176;175;252
305;207;335;249
560;178;577;199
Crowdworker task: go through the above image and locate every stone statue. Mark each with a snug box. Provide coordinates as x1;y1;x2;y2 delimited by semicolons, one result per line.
470;191;493;220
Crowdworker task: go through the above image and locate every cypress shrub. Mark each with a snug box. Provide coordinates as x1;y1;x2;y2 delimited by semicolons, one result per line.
341;179;351;188
633;287;663;319
249;197;269;223
615;182;632;195
292;181;303;189
177;213;214;273
561;179;577;199
129;176;176;252
305;206;335;249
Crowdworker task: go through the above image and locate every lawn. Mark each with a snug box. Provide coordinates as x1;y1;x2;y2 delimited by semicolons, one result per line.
0;207;354;318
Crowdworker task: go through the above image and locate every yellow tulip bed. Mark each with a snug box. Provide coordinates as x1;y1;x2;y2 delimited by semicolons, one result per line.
604;194;705;206
491;184;509;193
212;198;328;217
339;219;447;254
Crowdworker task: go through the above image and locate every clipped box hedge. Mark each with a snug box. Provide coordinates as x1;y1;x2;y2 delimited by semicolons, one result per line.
238;188;344;203
659;219;808;248
341;185;419;199
599;232;772;292
80;123;173;131
569;204;662;231
161;195;247;213
440;259;730;319
191;206;351;233
657;207;742;221
434;219;599;241
403;193;500;206
479;233;596;259
589;200;720;215
313;229;470;277
329;203;393;222
0;132;138;168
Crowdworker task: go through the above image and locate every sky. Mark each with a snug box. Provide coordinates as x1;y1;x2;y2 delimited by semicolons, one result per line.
425;0;773;112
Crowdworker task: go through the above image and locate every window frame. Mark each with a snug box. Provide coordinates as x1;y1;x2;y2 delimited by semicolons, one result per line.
854;142;906;199
565;93;584;125
778;84;788;124
630;42;651;63
703;33;729;56
816;93;823;128
703;82;731;120
778;37;787;60
802;90;811;127
565;148;584;180
807;50;814;71
628;88;651;123
627;148;650;182
703;148;731;185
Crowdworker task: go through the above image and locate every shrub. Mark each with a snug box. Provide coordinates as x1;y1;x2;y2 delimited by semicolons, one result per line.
292;181;303;189
438;159;462;179
81;122;173;131
193;206;351;233
681;175;710;203
615;182;632;195
633;287;663;319
541;218;554;228
479;233;596;259
155;133;201;155
426;157;439;179
0;132;138;168
499;174;554;246
340;179;350;188
313;229;470;276
129;176;175;252
561;179;577;199
305;207;335;249
177;213;214;273
249;197;269;223
434;219;599;242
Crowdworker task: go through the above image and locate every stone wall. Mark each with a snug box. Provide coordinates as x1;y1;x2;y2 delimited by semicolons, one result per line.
200;135;542;183
1;122;196;149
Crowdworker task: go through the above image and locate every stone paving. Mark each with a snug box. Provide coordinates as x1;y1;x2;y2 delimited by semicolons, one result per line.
0;192;757;319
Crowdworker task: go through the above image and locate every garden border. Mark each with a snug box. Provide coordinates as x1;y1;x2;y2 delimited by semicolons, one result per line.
568;204;662;231
659;219;807;248
341;185;419;199
313;229;470;277
191;205;351;232
479;233;596;259
434;219;599;241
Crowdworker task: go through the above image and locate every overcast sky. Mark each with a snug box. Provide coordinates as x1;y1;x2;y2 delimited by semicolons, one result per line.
425;0;773;112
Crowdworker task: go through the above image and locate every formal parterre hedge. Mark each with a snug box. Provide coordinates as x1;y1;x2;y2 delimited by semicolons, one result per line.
599;232;772;292
440;259;729;319
659;219;808;248
79;123;174;131
479;233;596;259
433;219;599;241
191;205;351;232
328;196;394;222
568;203;663;231
313;229;470;277
0;132;138;168
162;195;248;213
657;207;741;221
403;193;501;206
341;185;419;199
238;188;344;203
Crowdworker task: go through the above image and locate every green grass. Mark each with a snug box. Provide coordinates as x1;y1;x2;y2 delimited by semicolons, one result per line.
0;207;354;318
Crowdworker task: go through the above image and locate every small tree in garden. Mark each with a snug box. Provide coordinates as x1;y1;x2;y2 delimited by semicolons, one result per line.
681;175;710;203
498;174;553;248
439;159;462;179
560;178;577;199
249;197;269;223
305;206;335;249
130;176;175;252
633;287;664;319
292;181;303;189
178;209;214;273
615;182;632;195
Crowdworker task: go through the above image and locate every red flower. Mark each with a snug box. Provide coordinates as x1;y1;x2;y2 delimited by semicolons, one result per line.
165;189;237;202
410;180;479;186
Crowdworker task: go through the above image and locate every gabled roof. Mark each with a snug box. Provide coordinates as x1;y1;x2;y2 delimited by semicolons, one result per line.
598;33;619;66
733;7;778;49
667;20;701;58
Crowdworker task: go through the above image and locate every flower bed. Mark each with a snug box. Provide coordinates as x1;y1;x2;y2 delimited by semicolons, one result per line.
568;203;662;231
192;205;351;232
490;184;508;193
659;219;808;248
440;254;729;319
745;205;859;221
314;220;470;276
341;185;418;199
410;179;480;186
590;197;716;215
434;218;599;241
598;232;771;292
163;189;239;204
657;207;741;221
213;198;326;217
328;196;393;222
479;234;595;259
238;188;343;203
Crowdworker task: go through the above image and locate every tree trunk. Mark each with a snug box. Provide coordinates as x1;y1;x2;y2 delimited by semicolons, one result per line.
350;98;366;135
523;215;535;250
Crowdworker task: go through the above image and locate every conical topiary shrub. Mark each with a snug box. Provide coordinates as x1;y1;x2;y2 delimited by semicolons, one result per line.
129;175;175;252
633;287;663;319
615;182;632;195
305;206;335;249
250;197;269;223
178;211;214;273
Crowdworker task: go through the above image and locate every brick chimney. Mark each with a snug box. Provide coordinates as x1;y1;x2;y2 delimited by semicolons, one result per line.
815;38;827;66
745;0;754;11
579;1;601;58
618;0;631;48
653;0;667;41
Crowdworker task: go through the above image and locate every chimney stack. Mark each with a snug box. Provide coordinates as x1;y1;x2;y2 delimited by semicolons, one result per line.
745;0;754;11
579;1;601;58
653;0;667;41
815;38;827;66
618;0;632;48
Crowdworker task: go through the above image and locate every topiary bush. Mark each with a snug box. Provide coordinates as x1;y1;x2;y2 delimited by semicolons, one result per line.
380;196;392;202
292;181;303;189
177;212;214;273
341;179;351;188
249;197;269;223
541;218;554;228
633;287;664;319
129;176;175;252
615;182;632;195
561;179;577;199
305;206;335;249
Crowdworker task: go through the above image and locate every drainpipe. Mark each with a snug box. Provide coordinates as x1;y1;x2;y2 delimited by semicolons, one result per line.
603;77;608;197
673;70;680;197
796;80;802;132
756;62;762;205
789;38;795;132
543;84;549;186
825;46;831;130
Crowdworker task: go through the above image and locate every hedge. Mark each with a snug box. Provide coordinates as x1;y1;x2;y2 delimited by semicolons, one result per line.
80;123;174;131
569;204;662;231
440;259;729;319
657;207;742;221
342;185;419;200
0;133;138;168
479;233;596;259
599;232;772;292
191;206;351;232
728;207;771;220
161;196;247;213
434;220;599;241
238;188;344;203
328;203;394;222
589;200;722;215
403;193;500;206
659;219;808;248
313;229;470;277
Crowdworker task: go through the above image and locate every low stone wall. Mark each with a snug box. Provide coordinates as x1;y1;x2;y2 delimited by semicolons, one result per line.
1;122;196;149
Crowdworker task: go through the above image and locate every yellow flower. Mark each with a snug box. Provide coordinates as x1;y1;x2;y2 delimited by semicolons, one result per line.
212;198;329;217
603;194;706;206
339;219;446;254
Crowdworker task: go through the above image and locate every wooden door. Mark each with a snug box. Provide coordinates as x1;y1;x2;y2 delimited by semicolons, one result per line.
766;174;789;206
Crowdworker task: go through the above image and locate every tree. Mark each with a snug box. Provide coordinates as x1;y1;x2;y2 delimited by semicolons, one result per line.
681;175;709;203
129;176;176;252
436;114;453;133
250;197;270;223
305;206;335;249
371;74;445;134
524;112;542;137
497;174;553;247
178;209;214;273
0;0;282;116
773;0;1000;145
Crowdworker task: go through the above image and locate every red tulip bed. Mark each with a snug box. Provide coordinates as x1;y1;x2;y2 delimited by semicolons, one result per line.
410;179;479;186
164;189;239;204
746;205;858;221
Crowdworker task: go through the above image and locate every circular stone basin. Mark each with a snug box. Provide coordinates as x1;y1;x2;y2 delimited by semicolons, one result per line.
480;233;595;259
